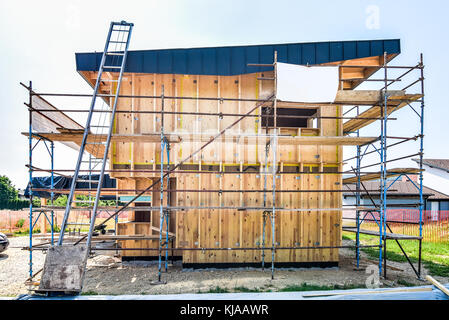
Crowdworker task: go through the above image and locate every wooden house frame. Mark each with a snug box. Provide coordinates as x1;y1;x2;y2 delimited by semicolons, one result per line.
23;39;426;278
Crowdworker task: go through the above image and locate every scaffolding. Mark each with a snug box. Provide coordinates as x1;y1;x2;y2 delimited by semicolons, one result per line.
22;40;425;289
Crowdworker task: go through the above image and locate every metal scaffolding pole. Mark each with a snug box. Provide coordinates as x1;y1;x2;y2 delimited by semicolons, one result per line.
379;51;389;278
157;85;167;284
28;80;33;280
261;83;272;272
418;53;425;278
271;51;278;280
355;106;361;269
50;141;55;245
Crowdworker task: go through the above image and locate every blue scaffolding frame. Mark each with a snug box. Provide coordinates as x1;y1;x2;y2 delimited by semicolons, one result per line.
26;81;56;281
348;53;425;279
22;50;426;287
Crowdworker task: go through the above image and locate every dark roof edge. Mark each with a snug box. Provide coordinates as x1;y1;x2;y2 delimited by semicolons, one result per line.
75;39;401;76
75;38;401;55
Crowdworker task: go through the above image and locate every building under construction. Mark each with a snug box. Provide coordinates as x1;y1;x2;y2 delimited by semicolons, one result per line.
23;21;425;294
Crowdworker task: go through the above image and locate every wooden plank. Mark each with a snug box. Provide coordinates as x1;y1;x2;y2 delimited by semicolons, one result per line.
343;168;422;184
343;94;422;134
426;275;449;297
23;132;181;143
342;226;422;240
277;90;405;108
31;95;84;132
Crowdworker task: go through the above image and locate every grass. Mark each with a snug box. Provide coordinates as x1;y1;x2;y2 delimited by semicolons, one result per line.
279;283;364;292
343;232;449;277
203;286;231;293
396;279;416;287
233;286;262;293
197;283;365;294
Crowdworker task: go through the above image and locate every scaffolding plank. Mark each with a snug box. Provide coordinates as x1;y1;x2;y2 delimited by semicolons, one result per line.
343;168;422;184
22;132;182;144
343;94;422;134
23;132;375;146
277;90;405;108
188;135;377;145
342;226;422;240
276;136;376;146
31;95;84;133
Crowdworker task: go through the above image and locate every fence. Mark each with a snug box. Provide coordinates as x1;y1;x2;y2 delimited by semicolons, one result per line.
359;210;449;242
2;208;448;242
0;209;130;233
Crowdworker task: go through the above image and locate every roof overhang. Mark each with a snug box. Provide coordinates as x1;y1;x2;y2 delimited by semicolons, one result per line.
75;39;400;92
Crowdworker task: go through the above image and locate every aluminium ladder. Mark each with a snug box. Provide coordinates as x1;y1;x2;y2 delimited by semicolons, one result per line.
37;21;133;295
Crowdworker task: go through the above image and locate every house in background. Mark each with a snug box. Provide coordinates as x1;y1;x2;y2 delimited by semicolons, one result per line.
343;175;449;223
412;158;449;212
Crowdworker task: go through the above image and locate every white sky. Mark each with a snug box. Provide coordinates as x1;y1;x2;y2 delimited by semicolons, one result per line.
1;0;448;189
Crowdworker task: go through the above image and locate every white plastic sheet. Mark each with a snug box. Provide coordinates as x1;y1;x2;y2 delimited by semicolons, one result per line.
276;62;339;103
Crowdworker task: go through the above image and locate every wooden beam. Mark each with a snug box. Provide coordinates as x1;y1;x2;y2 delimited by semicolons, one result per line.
343;94;422;134
343;168;423;184
426;275;449;297
23;132;375;146
276;90;406;108
22;132;182;144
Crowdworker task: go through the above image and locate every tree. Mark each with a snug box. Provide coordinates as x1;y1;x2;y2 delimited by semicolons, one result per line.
0;175;28;210
0;175;18;202
48;194;119;207
48;195;68;206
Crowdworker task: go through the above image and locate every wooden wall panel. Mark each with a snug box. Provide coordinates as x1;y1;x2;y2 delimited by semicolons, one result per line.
110;71;342;265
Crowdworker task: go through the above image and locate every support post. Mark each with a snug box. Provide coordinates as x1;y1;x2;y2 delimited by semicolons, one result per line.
383;237;387;279
418;53;425;278
28;80;33;279
50;141;55;245
271;51;278;280
355;106;361;269
165;141;170;272
158;85;165;283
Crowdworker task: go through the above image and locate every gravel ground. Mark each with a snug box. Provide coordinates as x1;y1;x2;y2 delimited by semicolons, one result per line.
0;236;45;297
1;236;447;297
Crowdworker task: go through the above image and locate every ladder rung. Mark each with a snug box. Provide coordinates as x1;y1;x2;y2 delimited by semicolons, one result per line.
100;79;119;82
90;125;110;128
112;28;130;32
103;66;121;69
72;200;96;203
106;52;125;56
77;179;100;183
109;41;127;43
86;142;106;145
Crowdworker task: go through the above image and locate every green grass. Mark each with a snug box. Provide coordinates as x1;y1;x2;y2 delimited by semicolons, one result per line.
198;283;361;294
279;283;364;292
204;286;230;293
233;286;263;293
396;279;416;287
343;232;449;277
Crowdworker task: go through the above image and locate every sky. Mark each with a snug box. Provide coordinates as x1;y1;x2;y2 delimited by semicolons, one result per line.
0;0;448;189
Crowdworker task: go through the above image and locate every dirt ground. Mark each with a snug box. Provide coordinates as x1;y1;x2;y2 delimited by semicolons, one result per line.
1;236;447;297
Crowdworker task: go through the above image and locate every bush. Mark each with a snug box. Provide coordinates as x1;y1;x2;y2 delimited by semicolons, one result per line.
15;218;25;228
0;199;29;210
